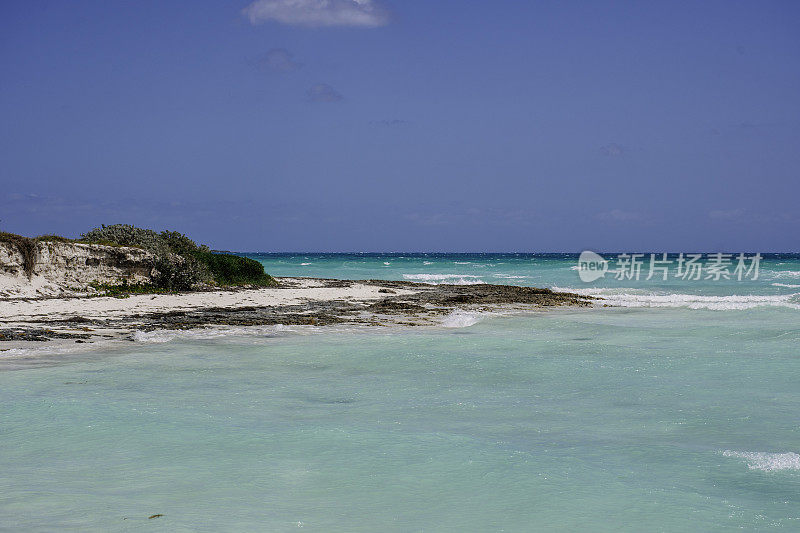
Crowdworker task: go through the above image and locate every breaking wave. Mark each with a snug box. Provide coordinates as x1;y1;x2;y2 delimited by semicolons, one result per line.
131;324;300;344
553;287;800;310
0;341;113;360
402;273;485;285
770;270;800;278
440;310;486;328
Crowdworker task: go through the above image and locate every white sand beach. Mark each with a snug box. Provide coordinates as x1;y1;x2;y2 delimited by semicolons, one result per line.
0;277;414;324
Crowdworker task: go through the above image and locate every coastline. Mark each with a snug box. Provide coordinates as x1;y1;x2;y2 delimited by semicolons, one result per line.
0;277;597;352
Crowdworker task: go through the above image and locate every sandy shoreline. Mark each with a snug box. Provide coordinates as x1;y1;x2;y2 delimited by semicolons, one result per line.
0;277;597;352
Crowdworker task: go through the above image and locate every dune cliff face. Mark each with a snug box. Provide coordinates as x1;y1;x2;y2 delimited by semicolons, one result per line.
0;241;154;298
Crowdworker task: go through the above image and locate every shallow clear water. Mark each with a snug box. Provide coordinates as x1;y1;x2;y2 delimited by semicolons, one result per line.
2;254;800;531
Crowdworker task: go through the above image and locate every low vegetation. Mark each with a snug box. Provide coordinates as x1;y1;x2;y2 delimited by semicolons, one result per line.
1;225;276;291
192;250;275;286
88;281;168;299
80;224;276;291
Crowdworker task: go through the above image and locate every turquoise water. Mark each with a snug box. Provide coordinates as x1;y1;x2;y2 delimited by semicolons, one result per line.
248;252;800;305
2;254;800;531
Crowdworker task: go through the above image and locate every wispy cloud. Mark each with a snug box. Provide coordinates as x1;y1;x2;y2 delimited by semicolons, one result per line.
403;206;542;228
597;209;641;222
710;120;787;136
370;119;406;127
243;0;389;28
600;143;625;157
255;48;302;72
307;83;343;102
709;208;746;220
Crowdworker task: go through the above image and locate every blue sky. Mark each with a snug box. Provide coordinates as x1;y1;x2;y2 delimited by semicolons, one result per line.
1;0;798;251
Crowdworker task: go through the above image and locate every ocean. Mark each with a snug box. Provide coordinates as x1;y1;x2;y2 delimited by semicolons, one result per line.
2;253;799;531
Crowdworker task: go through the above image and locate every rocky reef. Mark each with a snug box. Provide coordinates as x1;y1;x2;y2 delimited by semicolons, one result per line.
0;276;598;347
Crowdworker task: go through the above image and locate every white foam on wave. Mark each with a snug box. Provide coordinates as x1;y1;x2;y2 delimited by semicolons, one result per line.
440;310;485;328
132;324;299;344
770;270;800;278
772;283;800;288
493;274;529;280
553;287;800;310
0;341;109;360
722;450;800;472
300;262;311;266
403;273;485;285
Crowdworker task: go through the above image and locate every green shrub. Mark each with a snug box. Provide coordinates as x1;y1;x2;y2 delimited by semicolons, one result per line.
89;280;168;298
80;224;169;255
160;230;207;255
80;225;211;290
152;254;210;291
193;251;276;286
79;224;275;289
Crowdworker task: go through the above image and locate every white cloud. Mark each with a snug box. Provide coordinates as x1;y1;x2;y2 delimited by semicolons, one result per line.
243;0;389;28
307;83;343;102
